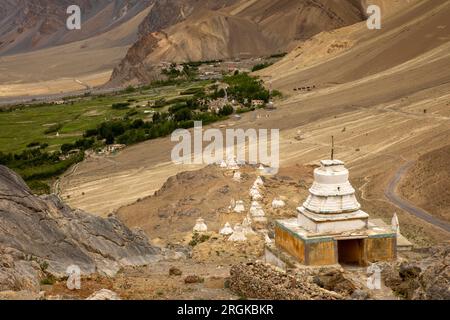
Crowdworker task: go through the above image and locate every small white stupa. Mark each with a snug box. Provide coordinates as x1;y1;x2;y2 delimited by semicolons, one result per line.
228;224;247;241
242;216;256;235
193;218;208;233
254;176;264;187
227;157;239;170
249;186;262;201
272;198;286;209
219;160;227;168
233;171;241;182
258;164;265;173
391;213;400;235
233;200;246;213
250;201;266;220
264;232;273;244
220;222;234;236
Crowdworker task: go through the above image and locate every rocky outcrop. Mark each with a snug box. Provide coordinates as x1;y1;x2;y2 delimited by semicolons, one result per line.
0;165;160;291
384;244;450;300
86;289;121;300
229;262;344;300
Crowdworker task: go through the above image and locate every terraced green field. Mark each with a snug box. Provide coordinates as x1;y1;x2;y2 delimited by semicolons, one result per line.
0;81;210;154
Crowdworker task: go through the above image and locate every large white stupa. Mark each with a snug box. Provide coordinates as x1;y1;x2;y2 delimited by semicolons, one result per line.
273;158;398;266
297;160;369;234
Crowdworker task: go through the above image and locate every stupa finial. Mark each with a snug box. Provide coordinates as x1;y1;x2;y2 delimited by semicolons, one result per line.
331;136;335;160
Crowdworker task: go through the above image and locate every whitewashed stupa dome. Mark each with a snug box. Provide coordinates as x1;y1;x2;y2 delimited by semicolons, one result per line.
228;224;247;241
220;222;234;236
233;200;246;213
193;218;208;233
301;160;361;214
250;201;265;218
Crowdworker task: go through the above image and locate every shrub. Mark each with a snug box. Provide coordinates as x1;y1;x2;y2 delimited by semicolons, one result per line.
219;105;234;116
27;142;40;148
251;62;273;72
112;102;130;110
124;85;136;93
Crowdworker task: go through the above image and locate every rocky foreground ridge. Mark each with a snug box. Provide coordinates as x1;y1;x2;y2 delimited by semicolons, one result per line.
0;165;160;292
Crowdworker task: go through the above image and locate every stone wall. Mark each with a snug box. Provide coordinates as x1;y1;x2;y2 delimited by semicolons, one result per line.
229;262;343;300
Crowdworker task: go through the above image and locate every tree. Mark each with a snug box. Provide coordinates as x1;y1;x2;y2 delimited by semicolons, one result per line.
219;105;234;116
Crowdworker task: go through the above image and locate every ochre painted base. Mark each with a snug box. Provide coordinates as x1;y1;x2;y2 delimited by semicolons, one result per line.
274;221;396;266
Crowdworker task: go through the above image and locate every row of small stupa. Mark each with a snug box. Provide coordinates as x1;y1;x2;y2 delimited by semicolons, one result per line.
192;160;286;242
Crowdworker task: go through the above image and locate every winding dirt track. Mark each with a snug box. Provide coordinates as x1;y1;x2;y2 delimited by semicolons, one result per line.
385;162;450;233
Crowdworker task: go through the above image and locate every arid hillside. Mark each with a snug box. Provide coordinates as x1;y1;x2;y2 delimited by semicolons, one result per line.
109;0;366;85
399;145;450;223
0;1;153;96
0;0;152;55
117;164;314;244
59;0;450;247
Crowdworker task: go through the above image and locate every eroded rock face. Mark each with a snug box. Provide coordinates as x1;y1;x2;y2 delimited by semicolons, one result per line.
0;165;160;291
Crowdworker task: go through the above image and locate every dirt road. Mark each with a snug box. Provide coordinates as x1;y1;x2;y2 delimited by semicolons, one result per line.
385;162;450;233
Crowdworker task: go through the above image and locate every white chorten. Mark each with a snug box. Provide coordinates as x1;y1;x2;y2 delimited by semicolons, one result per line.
193;218;208;233
391;213;400;235
297;160;369;234
254;176;264;187
242;216;256;235
220;222;234;236
250;201;265;219
272;198;286;209
227;158;239;170
233;171;241;182
219;160;227;168
264;232;273;244
228;224;247;241
233;200;246;213
249;186;262;201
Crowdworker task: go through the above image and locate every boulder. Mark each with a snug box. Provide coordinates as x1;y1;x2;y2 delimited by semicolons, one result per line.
86;289;121;300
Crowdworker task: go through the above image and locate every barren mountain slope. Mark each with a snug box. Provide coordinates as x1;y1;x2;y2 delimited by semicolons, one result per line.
399;145;450;223
0;0;152;56
110;0;365;85
0;1;154;96
258;0;450;91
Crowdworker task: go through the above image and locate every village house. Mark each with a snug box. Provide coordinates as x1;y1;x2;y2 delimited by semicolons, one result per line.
251;99;265;107
208;98;228;114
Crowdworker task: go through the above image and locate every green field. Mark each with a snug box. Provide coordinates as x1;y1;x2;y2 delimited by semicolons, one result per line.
0;72;271;194
0;81;210;154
